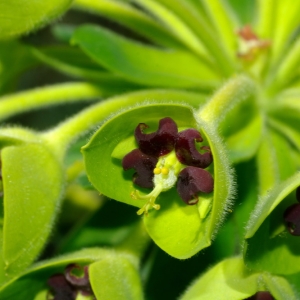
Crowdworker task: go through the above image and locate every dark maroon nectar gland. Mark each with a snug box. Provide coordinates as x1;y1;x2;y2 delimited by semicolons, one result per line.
245;291;275;300
284;203;300;236
296;186;300;203
122;117;214;216
47;264;95;300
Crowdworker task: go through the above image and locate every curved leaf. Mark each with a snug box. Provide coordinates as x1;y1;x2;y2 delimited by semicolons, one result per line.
73;0;182;48
89;256;143;300
0;41;36;94
31;46;138;91
180;256;298;300
244;172;300;275
1;143;64;278
72;25;221;89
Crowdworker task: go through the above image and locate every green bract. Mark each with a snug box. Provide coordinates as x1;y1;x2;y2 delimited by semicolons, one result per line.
0;128;64;280
244;172;300;275
0;247;142;299
82;102;234;259
0;0;73;40
179;256;299;300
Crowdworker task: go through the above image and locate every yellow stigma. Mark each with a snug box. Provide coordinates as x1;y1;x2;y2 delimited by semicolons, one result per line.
153;167;161;174
161;167;169;175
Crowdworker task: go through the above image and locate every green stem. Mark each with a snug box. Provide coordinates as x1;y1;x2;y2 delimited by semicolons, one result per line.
198;75;257;125
42;89;206;158
0;82;106;122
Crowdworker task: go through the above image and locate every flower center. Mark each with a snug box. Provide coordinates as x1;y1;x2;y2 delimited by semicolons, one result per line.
132;151;184;215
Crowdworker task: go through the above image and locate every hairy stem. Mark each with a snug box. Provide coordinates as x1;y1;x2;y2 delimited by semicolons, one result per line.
198;75;257;125
0;82;106;122
42;89;205;158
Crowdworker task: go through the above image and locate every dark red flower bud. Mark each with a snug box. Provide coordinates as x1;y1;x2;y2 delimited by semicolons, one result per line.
135;117;178;157
122;149;157;188
245;291;274;300
176;166;214;204
284;203;300;236
175;129;213;168
47;273;76;300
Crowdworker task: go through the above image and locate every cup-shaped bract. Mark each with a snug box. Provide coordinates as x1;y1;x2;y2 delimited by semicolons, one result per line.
82;102;234;258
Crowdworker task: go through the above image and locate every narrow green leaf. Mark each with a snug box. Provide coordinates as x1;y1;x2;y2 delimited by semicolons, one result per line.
268;103;300;151
0;82;106;122
72;25;221;89
134;0;235;75
245;172;300;239
31;46;109;79
0;0;73;40
227;0;256;25
132;0;209;59
255;0;277;38
0;41;36;95
268;0;300;70
73;0;183;48
225;113;263;163
2;143;64;278
255;132;279;197
202;0;238;57
270;37;300;91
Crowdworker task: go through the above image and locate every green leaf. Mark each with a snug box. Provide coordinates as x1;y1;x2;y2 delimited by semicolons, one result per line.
137;0;236;75
73;0;183;48
0;247;117;299
225;113;263;163
245;172;300;239
0;41;36;94
202;0;238;56
268;0;300;69
89;256;143;300
0;0;73;40
83;102;234;258
72;25;221;89
268;100;300;151
180;256;299;300
1;143;64;278
256;126;298;197
244;172;300;275
31;46;137;91
132;0;210;60
51;24;75;43
180;257;257;300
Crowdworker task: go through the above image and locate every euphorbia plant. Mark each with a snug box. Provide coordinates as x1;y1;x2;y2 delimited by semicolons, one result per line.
0;0;300;299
